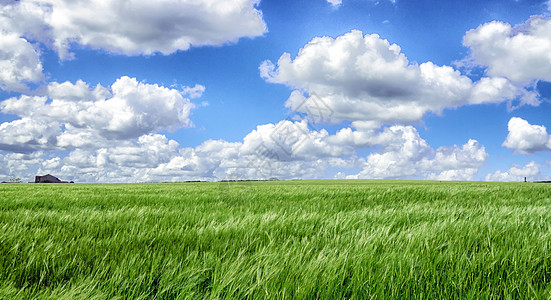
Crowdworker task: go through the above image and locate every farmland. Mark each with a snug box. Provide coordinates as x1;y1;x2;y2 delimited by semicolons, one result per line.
0;180;550;298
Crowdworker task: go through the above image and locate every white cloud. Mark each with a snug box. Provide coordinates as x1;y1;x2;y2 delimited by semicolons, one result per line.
0;118;59;152
485;161;546;182
241;120;353;161
0;1;53;45
0;151;43;181
0;77;195;152
0;117;349;182
427;169;478;181
347;126;488;180
261;30;522;128
0;0;265;90
425;139;488;180
1;0;267;59
463;16;551;84
502;117;551;153
469;77;519;104
149;139;242;181
31;126;343;183
0;32;43;91
0;119;490;182
330;0;395;6
220;120;356;180
182;84;206;99
40;134;183;183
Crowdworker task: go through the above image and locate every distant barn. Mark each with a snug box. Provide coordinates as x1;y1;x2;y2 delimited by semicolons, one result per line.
34;174;70;183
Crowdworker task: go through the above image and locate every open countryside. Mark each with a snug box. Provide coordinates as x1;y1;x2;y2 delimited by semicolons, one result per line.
1;180;550;298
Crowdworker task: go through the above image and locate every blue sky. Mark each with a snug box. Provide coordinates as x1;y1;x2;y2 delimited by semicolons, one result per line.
0;0;550;182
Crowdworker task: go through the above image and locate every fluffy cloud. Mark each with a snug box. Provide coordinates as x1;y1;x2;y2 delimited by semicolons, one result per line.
29;125;344;182
463;16;551;84
39;134;183;183
0;118;59;153
0;152;44;182
347;126;488;180
241;120;353;161
424;140;488;180
0;77;195;152
261;30;521;128
0;0;265;91
0;32;43;91
0;0;266;59
0;119;489;182
502;117;551;153
148;139;242;182
0;117;350;182
485;161;546;182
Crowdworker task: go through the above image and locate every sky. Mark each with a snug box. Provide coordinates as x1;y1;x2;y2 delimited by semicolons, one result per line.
0;0;550;183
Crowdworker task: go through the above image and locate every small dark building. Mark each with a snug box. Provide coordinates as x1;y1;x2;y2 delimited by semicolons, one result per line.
34;174;68;183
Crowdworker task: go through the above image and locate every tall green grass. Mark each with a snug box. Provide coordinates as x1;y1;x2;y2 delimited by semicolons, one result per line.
0;180;550;298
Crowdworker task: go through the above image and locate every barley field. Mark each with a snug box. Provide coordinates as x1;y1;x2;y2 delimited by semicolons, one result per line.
0;180;550;299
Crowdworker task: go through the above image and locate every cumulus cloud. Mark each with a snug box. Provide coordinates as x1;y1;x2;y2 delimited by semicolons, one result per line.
0;118;490;182
0;77;195;152
41;134;183;183
0;0;265;90
485;161;546;182
0;119;338;182
502;117;551;153
30;126;345;183
261;30;521;128
0;32;43;91
0;151;43;182
347;126;488;180
210;120;356;180
425;140;488;180
0;0;266;59
279;124;489;180
148;139;242;181
463;16;551;84
241;120;353;161
0;118;59;153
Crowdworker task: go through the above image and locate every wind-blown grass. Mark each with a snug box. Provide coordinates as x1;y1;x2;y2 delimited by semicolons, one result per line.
0;180;550;298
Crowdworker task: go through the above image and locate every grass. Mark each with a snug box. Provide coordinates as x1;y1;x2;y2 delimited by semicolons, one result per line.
0;180;550;298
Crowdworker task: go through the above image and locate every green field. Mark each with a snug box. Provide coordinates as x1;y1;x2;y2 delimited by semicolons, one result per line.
0;180;550;299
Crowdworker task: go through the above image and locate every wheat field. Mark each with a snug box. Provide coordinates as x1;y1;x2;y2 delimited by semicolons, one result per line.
0;180;550;298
